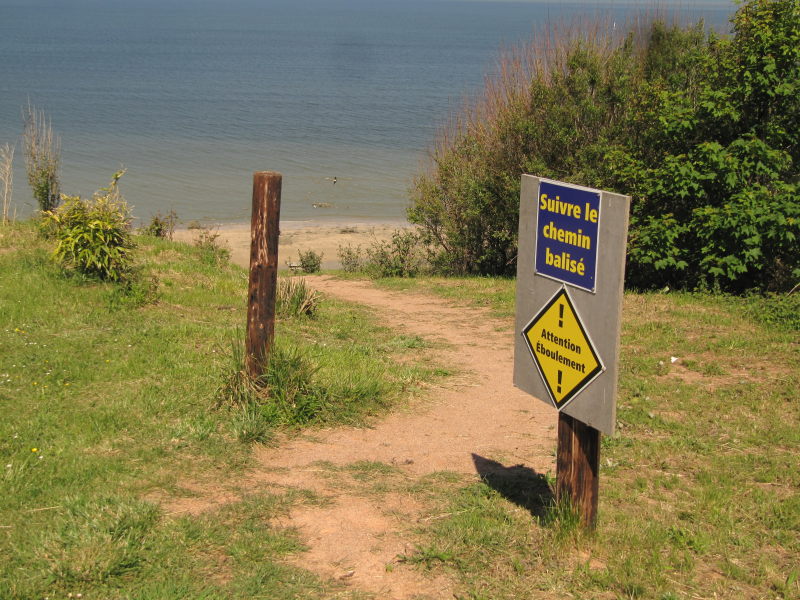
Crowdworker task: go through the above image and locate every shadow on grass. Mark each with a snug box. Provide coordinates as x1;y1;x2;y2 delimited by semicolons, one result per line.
471;454;554;520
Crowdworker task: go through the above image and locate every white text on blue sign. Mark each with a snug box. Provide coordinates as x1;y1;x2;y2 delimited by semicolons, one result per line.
535;181;600;292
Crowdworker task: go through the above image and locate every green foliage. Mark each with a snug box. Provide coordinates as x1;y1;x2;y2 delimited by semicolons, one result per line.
337;230;426;277
22;103;61;212
363;229;425;278
42;171;134;281
336;243;363;272
276;277;320;318
105;272;160;310
742;290;800;331
141;210;177;239
192;227;230;266
627;0;800;293
411;1;800;293
298;248;323;274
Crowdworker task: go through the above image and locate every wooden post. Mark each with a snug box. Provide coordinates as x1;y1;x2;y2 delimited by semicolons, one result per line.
246;171;282;379
556;412;600;528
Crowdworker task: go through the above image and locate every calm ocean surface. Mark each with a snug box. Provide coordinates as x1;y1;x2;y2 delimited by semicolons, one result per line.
0;0;734;224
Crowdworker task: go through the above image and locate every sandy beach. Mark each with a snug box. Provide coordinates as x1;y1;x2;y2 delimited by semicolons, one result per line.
173;219;413;270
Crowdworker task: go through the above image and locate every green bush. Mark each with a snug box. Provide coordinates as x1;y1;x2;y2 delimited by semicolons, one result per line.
625;0;800;292
743;291;800;332
192;227;230;266
337;243;363;272
43;171;134;281
141;210;177;239
363;229;425;278
298;248;323;274
410;1;800;293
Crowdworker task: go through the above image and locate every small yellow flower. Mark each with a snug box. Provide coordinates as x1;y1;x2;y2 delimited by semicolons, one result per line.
31;448;38;453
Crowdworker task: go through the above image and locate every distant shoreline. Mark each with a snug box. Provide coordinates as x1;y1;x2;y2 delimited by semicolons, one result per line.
173;218;414;270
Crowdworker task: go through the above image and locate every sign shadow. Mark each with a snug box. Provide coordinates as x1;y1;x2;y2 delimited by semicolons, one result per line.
471;454;554;520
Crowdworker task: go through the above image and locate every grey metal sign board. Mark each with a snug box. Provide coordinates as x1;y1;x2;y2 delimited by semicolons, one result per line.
513;175;630;435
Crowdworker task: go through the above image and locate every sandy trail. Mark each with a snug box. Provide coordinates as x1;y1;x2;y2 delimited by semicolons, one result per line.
250;276;557;599
167;273;557;599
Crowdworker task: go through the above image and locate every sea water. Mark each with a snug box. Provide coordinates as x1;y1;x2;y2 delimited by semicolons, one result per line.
0;0;734;224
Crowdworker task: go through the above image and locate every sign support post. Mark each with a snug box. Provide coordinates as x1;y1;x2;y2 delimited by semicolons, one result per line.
556;413;600;527
246;171;282;380
514;175;629;528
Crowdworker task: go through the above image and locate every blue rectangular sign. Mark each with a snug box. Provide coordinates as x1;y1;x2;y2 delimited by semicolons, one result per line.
534;180;601;292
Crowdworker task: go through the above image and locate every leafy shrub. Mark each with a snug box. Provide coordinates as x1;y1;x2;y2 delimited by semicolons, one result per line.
337;243;363;272
743;291;800;332
363;229;425;278
141;210;177;239
276;277;320;318
193;227;230;266
43;171;133;281
298;249;323;274
410;1;800;293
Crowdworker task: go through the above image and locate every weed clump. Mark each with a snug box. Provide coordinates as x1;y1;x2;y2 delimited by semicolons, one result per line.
337;243;362;273
297;249;323;274
337;229;426;277
0;142;14;224
141;210;177;240
276;277;320;318
192;226;230;266
217;337;334;443
23;103;61;212
42;170;133;281
364;229;424;278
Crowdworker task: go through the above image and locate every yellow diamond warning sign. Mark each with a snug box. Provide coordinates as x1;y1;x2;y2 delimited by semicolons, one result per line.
521;286;604;410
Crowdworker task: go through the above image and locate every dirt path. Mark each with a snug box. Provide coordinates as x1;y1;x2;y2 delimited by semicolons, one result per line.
168;275;557;598
253;276;557;598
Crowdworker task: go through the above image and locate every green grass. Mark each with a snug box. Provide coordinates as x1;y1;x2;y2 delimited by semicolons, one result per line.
3;223;798;599
0;222;440;599
365;277;799;599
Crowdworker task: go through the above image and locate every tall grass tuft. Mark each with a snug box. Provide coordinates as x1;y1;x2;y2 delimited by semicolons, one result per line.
22;102;61;212
276;277;320;317
0;143;13;224
217;336;335;442
141;210;178;239
192;226;230;266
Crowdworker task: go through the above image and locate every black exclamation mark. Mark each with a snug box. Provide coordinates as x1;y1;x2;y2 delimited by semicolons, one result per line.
557;304;564;395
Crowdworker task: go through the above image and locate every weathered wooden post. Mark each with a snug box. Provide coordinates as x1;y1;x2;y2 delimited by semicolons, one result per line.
514;175;629;528
556;413;600;526
246;171;282;380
